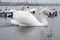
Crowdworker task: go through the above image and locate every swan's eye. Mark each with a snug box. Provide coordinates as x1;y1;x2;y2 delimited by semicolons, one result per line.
46;13;48;15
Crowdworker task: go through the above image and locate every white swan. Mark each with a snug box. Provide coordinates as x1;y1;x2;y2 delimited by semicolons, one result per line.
11;8;53;26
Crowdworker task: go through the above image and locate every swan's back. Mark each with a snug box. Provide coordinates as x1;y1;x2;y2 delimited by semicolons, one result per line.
13;11;37;19
12;11;41;26
13;11;32;18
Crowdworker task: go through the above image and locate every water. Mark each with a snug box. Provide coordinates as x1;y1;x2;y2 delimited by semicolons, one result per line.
0;6;60;40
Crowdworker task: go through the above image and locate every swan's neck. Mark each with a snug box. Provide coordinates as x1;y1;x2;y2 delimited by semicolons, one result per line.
40;12;48;26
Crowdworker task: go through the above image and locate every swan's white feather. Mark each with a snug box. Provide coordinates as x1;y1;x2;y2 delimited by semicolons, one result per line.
11;8;50;26
11;11;44;26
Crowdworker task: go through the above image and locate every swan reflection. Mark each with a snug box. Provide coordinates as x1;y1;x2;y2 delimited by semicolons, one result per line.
16;26;53;40
40;27;53;40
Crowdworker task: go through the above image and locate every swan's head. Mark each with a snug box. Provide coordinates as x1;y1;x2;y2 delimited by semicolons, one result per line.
41;8;53;18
